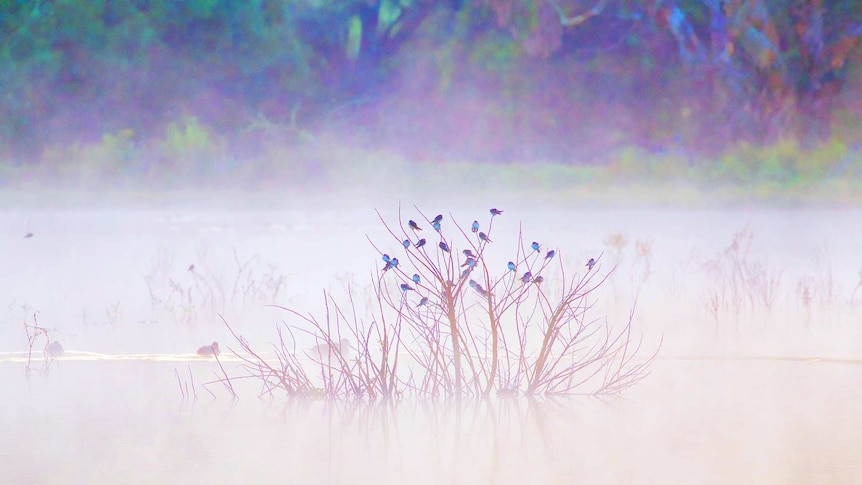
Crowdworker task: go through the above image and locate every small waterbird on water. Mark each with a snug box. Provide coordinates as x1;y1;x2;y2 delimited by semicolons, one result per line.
46;341;64;357
197;342;220;357
308;338;351;359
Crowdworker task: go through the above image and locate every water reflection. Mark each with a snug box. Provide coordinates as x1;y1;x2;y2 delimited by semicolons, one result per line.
2;359;861;484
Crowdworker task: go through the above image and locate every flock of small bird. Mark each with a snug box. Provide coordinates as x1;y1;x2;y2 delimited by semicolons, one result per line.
381;208;598;307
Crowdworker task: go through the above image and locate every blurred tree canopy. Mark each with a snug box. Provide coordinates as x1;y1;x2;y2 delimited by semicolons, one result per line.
0;0;859;163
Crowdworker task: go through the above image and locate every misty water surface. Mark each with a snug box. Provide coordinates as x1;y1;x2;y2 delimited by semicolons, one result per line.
2;197;861;484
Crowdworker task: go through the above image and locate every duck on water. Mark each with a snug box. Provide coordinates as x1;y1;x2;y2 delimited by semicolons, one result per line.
197;342;220;357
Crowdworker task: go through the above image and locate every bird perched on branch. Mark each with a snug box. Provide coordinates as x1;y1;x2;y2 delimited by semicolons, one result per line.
400;283;415;292
408;220;422;231
531;241;540;252
197;342;220;357
402;239;411;248
416;238;426;248
463;249;476;258
507;261;516;271
439;242;451;253
586;258;596;270
521;271;532;283
471;220;480;233
479;232;492;243
545;250;555;260
417;296;429;307
490;208;503;216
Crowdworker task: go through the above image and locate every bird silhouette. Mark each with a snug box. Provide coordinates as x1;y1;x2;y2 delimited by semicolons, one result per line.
412;274;421;283
545;250;556;260
23;232;33;239
416;238;426;248
490;208;503;216
408;220;422;231
400;283;415;292
403;239;411;248
46;341;64;357
439;242;451;252
382;254;391;263
521;271;532;283
469;280;488;298
478;232;492;243
507;261;516;271
533;276;544;284
531;242;540;252
417;296;429;307
586;258;596;270
432;221;441;232
197;342;220;357
471;220;479;233
188;264;195;272
463;249;476;258
461;257;476;268
432;214;443;224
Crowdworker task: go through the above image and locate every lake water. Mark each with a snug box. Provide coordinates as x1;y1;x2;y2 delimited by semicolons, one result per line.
1;195;861;483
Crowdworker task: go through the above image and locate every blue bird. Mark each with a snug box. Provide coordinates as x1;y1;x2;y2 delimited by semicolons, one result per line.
432;214;443;224
439;242;450;253
416;238;426;248
533;276;544;284
490;208;503;216
382;254;391;263
383;260;394;272
417;296;429;307
408;220;422;231
412;274;421;284
507;261;516;271
461;257;476;268
432;221;441;232
531;241;540;252
391;258;399;269
471;220;479;233
460;268;472;279
400;283;415;292
463;249;476;258
520;271;532;283
478;232;492;243
403;239;411;248
545;250;555;260
586;258;596;270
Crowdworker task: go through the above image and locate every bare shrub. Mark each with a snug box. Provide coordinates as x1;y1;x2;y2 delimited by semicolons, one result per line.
225;207;660;400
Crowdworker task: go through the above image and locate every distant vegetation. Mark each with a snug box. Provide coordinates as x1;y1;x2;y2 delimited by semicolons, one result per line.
0;1;860;193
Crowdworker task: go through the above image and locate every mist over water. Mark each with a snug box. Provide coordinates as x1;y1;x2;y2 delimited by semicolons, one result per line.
2;193;862;483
